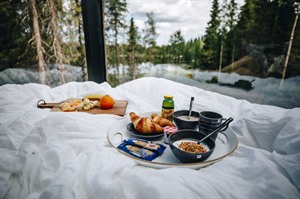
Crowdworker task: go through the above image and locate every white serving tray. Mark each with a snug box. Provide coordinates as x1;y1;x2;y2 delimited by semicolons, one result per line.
107;112;238;169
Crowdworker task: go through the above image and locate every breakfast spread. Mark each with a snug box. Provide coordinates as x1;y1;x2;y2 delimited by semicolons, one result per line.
177;115;199;121
83;94;104;100
163;126;177;144
111;108;234;164
175;140;209;153
59;94;115;112
161;95;174;121
59;98;99;111
125;138;165;155
151;113;174;127
110;95;233;164
129;112;174;134
117;138;166;161
99;95;115;109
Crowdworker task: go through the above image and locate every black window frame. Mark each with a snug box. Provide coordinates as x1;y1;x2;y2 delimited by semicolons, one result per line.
81;0;107;83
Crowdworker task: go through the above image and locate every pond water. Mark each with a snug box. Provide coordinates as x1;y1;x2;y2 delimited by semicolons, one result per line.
137;63;300;109
1;63;299;108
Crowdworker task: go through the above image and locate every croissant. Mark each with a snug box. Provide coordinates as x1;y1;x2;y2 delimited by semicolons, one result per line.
130;112;163;134
151;113;174;127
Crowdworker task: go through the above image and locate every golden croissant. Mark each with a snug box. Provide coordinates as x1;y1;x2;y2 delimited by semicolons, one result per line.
151;113;174;127
130;112;163;133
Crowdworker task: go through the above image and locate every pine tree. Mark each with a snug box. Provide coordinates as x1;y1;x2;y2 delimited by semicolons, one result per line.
203;0;221;69
280;2;300;89
104;0;127;85
60;0;87;81
127;17;139;80
220;0;238;71
169;30;185;63
193;38;204;69
217;0;230;80
143;12;158;62
235;0;255;56
0;1;33;71
226;0;238;71
143;12;157;47
48;0;65;84
29;0;46;84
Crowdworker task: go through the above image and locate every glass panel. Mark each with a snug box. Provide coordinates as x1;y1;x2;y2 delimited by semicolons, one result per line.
1;0;299;109
104;0;300;108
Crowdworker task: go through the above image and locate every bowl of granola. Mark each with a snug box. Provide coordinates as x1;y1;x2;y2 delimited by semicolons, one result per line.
168;129;215;163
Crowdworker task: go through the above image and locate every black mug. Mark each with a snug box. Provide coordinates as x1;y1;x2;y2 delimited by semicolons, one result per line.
198;111;229;140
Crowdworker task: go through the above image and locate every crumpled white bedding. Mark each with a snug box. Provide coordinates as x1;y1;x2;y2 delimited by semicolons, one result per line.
0;77;299;199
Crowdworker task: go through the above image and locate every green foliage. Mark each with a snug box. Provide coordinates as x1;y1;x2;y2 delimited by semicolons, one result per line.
1;0;299;80
104;0;128;85
202;0;221;69
0;1;33;71
143;12;158;63
127;17;139;80
169;30;185;63
0;0;85;75
143;12;158;47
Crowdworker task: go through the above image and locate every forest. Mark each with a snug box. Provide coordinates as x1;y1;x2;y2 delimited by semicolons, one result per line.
0;0;299;86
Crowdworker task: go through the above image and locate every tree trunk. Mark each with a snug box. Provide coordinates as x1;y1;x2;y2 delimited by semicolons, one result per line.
75;0;82;45
48;0;65;84
77;0;88;81
218;35;224;84
30;0;46;84
231;32;235;72
114;22;120;85
279;6;299;90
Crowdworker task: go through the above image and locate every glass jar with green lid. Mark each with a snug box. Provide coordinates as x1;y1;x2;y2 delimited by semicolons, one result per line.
161;95;174;121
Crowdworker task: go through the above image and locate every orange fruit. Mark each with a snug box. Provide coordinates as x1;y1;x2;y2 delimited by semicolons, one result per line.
100;95;115;109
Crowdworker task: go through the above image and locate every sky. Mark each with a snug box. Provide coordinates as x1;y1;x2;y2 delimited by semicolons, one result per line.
126;0;245;46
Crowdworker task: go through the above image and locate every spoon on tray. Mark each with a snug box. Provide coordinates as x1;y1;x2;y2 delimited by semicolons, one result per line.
188;97;194;119
197;117;234;144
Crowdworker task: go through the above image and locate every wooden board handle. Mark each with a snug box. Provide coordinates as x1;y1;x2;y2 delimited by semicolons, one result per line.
37;99;60;109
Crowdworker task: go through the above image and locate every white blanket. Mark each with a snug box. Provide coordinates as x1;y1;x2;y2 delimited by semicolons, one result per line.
0;77;299;199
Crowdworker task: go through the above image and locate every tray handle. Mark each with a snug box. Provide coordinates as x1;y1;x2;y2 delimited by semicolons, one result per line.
112;132;123;146
218;131;229;145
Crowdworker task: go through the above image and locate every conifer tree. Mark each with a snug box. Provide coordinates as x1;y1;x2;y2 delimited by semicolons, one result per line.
127;17;139;80
235;0;255;56
169;30;185;63
29;0;46;84
48;0;65;84
60;0;87;81
104;0;127;85
143;12;158;62
203;0;221;69
226;0;238;71
218;0;230;80
193;38;204;69
0;1;33;71
219;0;238;72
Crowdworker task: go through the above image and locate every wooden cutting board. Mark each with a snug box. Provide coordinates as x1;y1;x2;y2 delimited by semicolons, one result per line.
37;99;128;116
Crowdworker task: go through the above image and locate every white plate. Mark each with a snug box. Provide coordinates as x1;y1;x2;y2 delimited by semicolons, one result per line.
107;112;238;169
